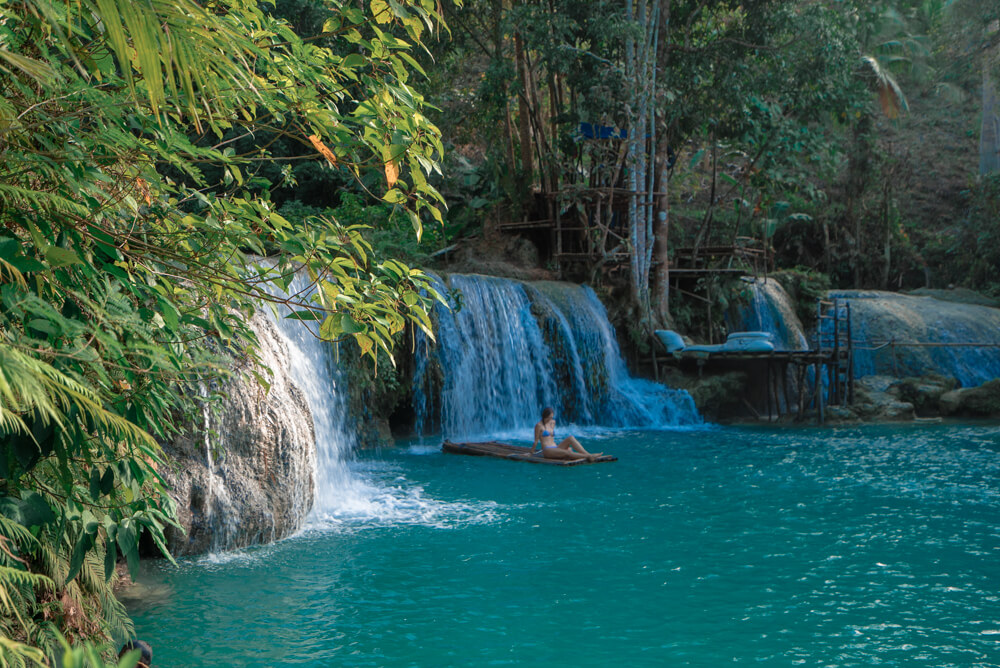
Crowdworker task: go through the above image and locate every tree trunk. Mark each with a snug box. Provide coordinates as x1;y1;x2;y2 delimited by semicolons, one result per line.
980;65;1000;175
652;1;672;325
626;0;640;307
514;31;534;197
846;114;873;286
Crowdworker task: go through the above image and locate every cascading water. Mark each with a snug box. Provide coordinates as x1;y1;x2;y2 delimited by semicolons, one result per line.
727;277;811;415
530;281;700;426
413;273;700;439
267;278;360;523
198;383;239;552
733;278;808;350
825;290;1000;387
268;273;490;530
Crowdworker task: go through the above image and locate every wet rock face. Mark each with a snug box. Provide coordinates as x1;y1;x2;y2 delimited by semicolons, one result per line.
161;313;316;556
829;291;1000;387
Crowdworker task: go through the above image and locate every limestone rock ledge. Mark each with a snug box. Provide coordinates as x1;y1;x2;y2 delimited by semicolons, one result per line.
161;313;316;556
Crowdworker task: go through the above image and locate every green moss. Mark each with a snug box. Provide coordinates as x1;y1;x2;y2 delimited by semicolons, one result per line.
957;379;1000;417
772;268;831;327
662;369;748;421
339;338;412;448
892;374;957;416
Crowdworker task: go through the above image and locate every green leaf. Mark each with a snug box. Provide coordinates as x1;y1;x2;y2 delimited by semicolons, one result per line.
285;309;322;322
371;0;391;23
116;518;139;580
101;466;116;495
0;492;56;529
104;538;118;581
339;313;366;335
66;532;94;584
44;246;82;268
688;149;706;170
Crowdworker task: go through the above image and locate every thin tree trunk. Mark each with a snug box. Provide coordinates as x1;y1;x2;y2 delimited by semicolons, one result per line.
642;1;660;319
980;65;1000;175
514;31;533;195
653;1;672;324
626;0;640;307
881;177;891;290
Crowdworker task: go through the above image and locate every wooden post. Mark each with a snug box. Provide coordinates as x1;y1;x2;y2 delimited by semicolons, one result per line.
847;302;855;405
796;363;807;420
816;359;825;425
766;359;772;422
816;299;823;350
833;299;841;405
651;336;659;382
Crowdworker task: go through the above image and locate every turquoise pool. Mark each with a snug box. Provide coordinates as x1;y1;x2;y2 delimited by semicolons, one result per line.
128;424;1000;666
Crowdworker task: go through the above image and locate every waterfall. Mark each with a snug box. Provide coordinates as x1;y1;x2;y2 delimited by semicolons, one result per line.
269;273;465;530
268;278;358;522
413;274;700;439
826;290;1000;387
733;278;808;350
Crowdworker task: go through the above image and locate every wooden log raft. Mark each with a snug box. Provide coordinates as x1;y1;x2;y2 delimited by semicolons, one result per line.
442;440;617;466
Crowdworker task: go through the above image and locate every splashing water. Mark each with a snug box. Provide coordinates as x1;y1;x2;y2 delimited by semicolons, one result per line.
413;273;700;440
197;383;240;552
268;273;484;531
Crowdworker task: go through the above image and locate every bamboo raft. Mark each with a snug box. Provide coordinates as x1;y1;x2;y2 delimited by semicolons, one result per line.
442;440;617;466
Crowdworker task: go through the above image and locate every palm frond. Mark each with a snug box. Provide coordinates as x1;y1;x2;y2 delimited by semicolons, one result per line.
0;635;46;668
860;55;909;119
0;344;156;449
0;185;91;220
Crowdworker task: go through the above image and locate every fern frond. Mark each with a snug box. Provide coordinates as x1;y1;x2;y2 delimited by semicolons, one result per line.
30;536;62;588
0;518;40;556
0;184;90;220
0;566;53;593
0;564;52;638
0;344;156;449
0;635;45;668
0;257;27;291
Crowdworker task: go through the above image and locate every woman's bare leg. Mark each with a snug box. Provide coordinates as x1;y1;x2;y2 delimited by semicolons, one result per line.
559;436;602;459
542;447;586;461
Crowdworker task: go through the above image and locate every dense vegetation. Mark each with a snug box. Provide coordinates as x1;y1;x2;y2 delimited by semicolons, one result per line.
0;0;448;663
413;0;1000;336
2;0;999;664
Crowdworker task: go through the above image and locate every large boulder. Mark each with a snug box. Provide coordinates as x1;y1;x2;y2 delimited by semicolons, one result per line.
892;374;958;416
161;313;316;556
939;379;1000;418
852;375;915;421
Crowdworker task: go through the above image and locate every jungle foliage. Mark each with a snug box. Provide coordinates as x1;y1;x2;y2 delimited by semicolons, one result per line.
424;0;1000;325
0;0;450;662
3;0;1000;662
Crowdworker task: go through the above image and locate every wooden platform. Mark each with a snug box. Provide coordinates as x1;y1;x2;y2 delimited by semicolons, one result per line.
442;440;617;466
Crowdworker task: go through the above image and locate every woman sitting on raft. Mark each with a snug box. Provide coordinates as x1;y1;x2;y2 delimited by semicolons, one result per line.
532;407;602;462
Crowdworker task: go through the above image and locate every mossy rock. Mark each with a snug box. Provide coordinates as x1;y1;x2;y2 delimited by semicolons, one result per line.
939;379;1000;417
892;374;958;416
682;371;748;420
853;381;916;421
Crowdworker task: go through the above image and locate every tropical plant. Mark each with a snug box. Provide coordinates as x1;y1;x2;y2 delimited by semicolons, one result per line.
1;0;451;659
